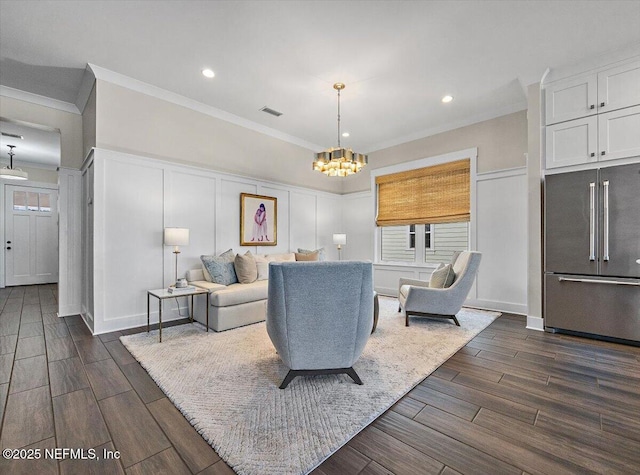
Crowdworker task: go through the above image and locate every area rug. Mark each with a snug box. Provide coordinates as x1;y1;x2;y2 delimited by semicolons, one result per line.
120;297;499;475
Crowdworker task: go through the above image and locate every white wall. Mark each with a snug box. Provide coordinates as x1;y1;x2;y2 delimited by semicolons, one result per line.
88;148;342;334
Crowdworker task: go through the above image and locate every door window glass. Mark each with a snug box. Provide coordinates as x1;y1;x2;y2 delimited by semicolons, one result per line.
39;193;51;212
13;191;27;211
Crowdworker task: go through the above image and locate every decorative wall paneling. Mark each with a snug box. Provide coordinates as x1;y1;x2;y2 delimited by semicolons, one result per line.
84;148;342;334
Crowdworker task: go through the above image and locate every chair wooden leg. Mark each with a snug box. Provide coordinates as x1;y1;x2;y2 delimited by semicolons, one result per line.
451;315;460;326
345;367;363;385
405;313;409;326
398;305;401;312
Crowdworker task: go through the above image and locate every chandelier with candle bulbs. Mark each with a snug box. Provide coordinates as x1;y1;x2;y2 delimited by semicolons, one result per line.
313;83;367;177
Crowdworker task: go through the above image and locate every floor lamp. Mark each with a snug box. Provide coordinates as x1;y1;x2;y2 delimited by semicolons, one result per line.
333;233;346;261
164;227;190;287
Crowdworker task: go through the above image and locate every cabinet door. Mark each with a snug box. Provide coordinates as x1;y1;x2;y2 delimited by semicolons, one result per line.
597;60;640;113
545;169;599;275
599;163;640;278
598;105;640;161
545;116;597;169
545;75;597;125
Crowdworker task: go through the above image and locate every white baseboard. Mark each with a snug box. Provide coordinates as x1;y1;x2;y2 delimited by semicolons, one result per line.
526;315;545;331
59;304;82;317
465;298;527;316
93;305;190;335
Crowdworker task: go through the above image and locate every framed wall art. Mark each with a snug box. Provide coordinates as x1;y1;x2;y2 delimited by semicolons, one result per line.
240;193;277;246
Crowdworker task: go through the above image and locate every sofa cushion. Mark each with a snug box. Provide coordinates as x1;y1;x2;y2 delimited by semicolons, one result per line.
209;280;268;307
190;280;226;292
254;255;269;281
297;247;326;261
295;251;319;261
235;251;258;284
429;263;455;288
201;249;238;286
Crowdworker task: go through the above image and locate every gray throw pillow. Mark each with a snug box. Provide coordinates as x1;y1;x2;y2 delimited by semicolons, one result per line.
429;263;455;289
297;247;326;261
234;251;258;284
201;249;238;286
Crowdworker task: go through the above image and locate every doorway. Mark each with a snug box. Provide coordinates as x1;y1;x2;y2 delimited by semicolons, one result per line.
4;184;59;285
0;118;61;289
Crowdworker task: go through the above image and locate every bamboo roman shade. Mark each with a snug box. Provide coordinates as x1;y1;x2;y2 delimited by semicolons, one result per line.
376;158;470;226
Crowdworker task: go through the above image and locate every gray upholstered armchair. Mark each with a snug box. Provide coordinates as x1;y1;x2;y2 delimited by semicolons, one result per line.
267;261;374;389
398;251;481;326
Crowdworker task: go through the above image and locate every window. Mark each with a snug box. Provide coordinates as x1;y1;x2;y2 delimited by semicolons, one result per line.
424;224;433;251
382;222;467;264
406;224;434;251
407;225;416;249
13;191;52;212
375;155;472;266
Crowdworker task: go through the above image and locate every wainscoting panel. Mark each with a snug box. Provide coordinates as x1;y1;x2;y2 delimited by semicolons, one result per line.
316;195;343;261
469;170;527;314
99;153;164;333
290;191;317;253
342;192;374;262
164;169;217;286
58;168;82;316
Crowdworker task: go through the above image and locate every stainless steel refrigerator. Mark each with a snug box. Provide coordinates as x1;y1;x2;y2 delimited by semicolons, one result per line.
544;162;640;343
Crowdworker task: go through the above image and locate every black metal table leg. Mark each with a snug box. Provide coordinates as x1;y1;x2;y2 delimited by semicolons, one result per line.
158;299;162;343
147;292;150;333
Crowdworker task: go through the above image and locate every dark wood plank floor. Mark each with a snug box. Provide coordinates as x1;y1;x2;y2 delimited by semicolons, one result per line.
1;286;639;474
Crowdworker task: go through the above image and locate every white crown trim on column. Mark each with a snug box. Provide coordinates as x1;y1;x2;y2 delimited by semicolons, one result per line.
0;85;80;114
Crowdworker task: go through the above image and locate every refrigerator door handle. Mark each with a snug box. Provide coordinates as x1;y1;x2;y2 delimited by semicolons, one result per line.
589;182;596;261
558;277;640;286
603;180;610;262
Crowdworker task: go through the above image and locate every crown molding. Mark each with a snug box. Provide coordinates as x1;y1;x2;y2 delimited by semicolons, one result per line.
365;102;527;154
0;85;80;114
75;65;96;114
87;64;324;152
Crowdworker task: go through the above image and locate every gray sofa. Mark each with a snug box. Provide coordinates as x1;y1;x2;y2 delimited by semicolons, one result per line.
266;261;374;389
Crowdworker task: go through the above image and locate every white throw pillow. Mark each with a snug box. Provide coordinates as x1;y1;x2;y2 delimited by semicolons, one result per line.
429;263;455;289
254;255;269;281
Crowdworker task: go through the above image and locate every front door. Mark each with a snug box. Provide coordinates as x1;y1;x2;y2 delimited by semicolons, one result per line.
5;185;59;286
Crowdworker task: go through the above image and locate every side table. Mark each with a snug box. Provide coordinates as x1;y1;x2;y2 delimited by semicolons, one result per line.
147;288;209;342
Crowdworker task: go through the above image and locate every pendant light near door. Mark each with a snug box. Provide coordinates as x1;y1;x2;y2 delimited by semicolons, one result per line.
0;145;28;180
313;83;367;177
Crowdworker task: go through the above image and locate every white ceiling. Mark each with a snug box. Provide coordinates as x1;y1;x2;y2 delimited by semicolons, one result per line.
1;1;639;152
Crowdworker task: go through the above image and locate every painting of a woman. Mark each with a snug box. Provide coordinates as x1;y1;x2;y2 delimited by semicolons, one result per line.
252;203;269;241
241;193;277;245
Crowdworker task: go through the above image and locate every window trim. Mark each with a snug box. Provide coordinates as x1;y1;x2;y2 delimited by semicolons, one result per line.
371;148;477;267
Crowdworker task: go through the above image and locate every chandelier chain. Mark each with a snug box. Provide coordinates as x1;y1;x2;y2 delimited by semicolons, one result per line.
337;88;341;148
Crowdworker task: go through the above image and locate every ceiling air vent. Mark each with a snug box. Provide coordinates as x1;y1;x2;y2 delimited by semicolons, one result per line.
260;106;283;117
1;132;24;139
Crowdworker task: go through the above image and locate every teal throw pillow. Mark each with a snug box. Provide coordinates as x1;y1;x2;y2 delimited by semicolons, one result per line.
201;249;238;286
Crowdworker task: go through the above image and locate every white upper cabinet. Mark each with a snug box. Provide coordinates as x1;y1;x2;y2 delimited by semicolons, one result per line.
546;116;598;169
598;105;640;162
597;60;640;113
545;75;597;125
544;57;640;170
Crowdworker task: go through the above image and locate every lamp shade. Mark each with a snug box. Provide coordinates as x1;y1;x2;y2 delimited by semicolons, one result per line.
333;233;347;245
164;227;189;246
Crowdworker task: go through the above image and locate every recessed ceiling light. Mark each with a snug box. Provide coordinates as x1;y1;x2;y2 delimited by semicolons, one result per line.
342;132;350;137
442;95;454;103
202;68;215;78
